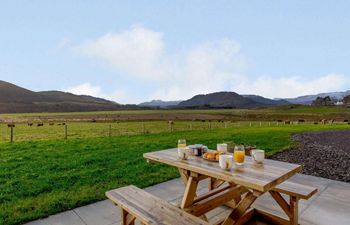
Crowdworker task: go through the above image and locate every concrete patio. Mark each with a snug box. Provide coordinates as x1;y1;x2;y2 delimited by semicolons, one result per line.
25;173;350;225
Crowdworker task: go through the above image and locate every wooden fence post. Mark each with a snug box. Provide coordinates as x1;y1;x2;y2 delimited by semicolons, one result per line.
108;124;112;137
10;126;14;143
142;122;145;134
64;124;68;140
224;121;227;128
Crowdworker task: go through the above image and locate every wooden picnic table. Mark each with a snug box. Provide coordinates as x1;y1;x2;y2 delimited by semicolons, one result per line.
144;148;302;225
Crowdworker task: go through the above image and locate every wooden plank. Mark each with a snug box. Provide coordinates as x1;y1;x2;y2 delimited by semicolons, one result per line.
234;208;255;225
269;190;292;218
222;191;260;225
144;149;301;192
193;184;232;203
181;176;199;208
255;209;292;225
179;168;190;185
273;181;317;200
122;209;135;225
106;185;210;225
290;196;299;225
186;185;247;216
209;178;225;190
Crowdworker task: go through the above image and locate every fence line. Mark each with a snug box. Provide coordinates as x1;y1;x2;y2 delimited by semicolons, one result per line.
0;120;347;143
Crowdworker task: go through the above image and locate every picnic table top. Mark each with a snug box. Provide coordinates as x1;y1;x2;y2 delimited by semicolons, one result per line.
144;148;302;192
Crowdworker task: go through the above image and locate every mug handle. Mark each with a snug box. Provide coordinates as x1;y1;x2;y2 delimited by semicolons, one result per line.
252;152;256;161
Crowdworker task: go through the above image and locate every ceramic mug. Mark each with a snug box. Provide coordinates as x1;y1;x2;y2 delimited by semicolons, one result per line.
219;155;233;170
251;149;265;163
177;147;188;160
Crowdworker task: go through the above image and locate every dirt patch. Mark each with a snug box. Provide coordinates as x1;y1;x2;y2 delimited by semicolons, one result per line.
269;130;350;182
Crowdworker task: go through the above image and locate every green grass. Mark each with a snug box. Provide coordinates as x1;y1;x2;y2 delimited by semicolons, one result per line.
0;123;349;225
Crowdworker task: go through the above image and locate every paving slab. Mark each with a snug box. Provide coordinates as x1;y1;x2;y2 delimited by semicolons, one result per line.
24;174;350;225
320;180;350;204
300;194;350;225
73;200;120;225
25;210;86;225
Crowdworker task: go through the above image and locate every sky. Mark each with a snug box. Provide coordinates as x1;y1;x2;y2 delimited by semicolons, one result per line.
1;1;350;104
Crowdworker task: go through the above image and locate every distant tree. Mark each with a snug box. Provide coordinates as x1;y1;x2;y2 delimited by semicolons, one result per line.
312;96;334;106
343;95;350;106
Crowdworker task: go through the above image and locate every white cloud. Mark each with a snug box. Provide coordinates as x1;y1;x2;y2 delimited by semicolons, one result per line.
75;25;350;102
63;82;132;104
235;74;349;98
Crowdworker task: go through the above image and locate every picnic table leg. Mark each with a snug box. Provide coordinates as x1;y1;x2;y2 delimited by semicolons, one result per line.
222;190;261;225
290;196;299;225
269;190;300;225
181;175;199;208
121;208;135;225
209;178;241;208
178;169;209;221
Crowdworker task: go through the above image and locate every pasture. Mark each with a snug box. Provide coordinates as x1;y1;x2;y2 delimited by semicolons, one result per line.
1;122;350;225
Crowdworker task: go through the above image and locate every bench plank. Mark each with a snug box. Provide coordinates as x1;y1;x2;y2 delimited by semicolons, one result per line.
106;185;210;225
273;180;317;200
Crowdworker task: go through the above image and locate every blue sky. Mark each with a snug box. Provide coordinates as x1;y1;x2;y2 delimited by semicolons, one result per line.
1;1;350;103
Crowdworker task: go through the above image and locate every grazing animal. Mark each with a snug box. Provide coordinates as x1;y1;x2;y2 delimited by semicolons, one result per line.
329;119;335;124
91;119;97;122
49;122;54;126
277;120;283;122
344;119;349;122
314;121;319;125
27;123;33;126
62;122;66;125
320;119;327;124
37;123;44;127
7;124;15;128
168;120;174;125
298;119;305;123
284;120;291;125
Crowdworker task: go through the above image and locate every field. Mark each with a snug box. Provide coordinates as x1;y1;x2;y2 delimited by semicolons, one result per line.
1;107;350;225
1;105;350;124
1;106;350;143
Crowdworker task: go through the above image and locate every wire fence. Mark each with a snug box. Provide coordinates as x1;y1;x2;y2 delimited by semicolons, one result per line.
0;120;348;143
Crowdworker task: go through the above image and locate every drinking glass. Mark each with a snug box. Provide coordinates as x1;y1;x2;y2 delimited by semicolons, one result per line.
234;145;245;166
178;139;186;149
177;139;188;160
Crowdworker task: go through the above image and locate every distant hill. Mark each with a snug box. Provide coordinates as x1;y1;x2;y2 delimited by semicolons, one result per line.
243;95;290;106
138;100;182;108
178;92;288;108
285;90;350;105
0;80;124;113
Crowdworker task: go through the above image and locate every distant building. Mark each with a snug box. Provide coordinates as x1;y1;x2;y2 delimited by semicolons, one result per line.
335;101;343;105
343;95;350;106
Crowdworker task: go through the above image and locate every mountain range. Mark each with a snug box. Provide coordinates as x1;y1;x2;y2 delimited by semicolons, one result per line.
0;80;129;113
0;80;349;113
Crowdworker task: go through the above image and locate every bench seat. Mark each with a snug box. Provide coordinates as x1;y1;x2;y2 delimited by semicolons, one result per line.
106;185;210;225
273;180;318;200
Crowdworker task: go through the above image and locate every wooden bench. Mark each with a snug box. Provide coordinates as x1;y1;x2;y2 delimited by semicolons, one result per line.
208;176;318;225
258;180;318;225
106;185;210;225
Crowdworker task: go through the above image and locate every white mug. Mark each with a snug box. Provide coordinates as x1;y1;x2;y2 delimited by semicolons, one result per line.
251;149;265;163
219;155;233;170
178;147;188;160
217;143;228;153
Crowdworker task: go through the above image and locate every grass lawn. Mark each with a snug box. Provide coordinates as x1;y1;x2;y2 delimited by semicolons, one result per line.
0;123;349;225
